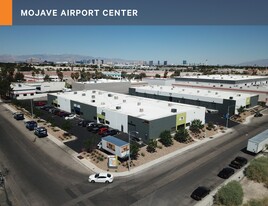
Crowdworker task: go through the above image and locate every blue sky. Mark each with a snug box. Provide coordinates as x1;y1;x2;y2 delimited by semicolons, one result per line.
1;26;268;65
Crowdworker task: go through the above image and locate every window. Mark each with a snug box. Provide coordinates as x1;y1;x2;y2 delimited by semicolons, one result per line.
23;94;27;96
121;145;129;152
107;143;115;151
31;93;34;96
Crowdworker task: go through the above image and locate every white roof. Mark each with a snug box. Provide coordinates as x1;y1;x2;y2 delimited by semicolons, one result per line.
132;85;255;100
176;75;268;81
54;90;204;120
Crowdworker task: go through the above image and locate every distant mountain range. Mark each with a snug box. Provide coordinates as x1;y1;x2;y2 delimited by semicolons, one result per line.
239;59;268;66
0;54;141;64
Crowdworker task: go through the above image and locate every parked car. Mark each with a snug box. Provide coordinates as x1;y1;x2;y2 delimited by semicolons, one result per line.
41;105;54;111
254;112;263;117
229;156;248;169
78;120;94;127
217;167;235;179
98;127;109;135
13;112;24;120
191;186;210;201
87;123;100;132
25;121;38;131
34;101;46;107
102;129;120;137
34;127;48;137
92;124;109;133
58;111;70;117
88;173;113;183
65;114;77;120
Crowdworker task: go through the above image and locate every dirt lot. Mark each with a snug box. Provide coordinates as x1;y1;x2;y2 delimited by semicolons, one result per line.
241;177;268;204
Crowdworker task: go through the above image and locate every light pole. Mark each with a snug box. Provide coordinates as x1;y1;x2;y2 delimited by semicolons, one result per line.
128;131;139;171
226;105;236;129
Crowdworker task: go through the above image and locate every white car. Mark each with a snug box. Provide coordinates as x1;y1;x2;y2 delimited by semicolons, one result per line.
65;114;77;120
88;173;114;183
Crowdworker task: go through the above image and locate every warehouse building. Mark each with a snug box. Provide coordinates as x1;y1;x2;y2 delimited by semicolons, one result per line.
47;90;205;142
174;75;268;104
129;85;259;116
72;79;146;94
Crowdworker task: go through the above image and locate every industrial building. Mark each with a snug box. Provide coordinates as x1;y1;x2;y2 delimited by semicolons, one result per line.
129;85;259;115
10;82;66;100
47;90;206;142
174;75;268;104
72;79;146;94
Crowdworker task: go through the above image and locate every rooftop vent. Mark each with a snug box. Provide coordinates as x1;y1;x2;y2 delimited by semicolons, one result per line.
137;102;141;106
92;90;96;93
98;91;102;94
215;92;218;95
197;90;199;93
116;106;121;110
229;96;233;100
92;95;95;98
139;108;144;112
91;100;95;103
74;92;77;94
114;96;118;99
108;94;112;97
168;103;172;107
123;99;126;103
101;102;105;105
82;93;86;96
237;94;241;97
171;108;177;113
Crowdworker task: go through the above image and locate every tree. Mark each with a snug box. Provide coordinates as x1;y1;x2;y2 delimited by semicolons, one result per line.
41;69;45;76
190;119;204;133
71;72;75;80
44;74;50;82
146;139;157;153
138;72;146;79
32;71;35;77
74;72;80;81
130;143;140;160
206;122;215;130
174;128;190;143
163;70;168;78
159;130;173;147
14;72;24;82
237;106;245;115
84;139;94;152
57;71;64;81
155;74;161;78
214;181;243;206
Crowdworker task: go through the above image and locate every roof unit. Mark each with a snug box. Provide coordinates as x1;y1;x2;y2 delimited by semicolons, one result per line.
92;90;96;93
137;102;141;106
92;95;95;98
171;108;177;113
101;102;105;105
139;108;144;112
91;100;95;103
114;96;118;99
108;93;113;97
82;93;86;96
168;103;172;107
123;99;126;103
229;96;233;99
116;106;121;110
74;92;77;94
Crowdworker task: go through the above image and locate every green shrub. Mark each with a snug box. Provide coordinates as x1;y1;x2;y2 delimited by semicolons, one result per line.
245;157;268;187
146;139;157;152
214;181;243;206
243;197;268;206
159;130;173;147
174;128;190;143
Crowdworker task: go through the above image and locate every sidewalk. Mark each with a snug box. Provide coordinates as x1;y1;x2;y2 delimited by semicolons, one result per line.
3;103;235;177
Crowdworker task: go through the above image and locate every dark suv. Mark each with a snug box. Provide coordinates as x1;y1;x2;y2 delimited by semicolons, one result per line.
78;120;94;127
229;156;248;169
34;127;48;137
13;112;24;120
218;167;235;179
25;121;38;131
191;186;210;201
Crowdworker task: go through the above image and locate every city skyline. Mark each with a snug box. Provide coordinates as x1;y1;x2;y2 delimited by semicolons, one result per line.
1;26;268;65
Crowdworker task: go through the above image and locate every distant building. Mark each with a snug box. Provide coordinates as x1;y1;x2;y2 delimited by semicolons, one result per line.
183;60;187;65
164;61;168;66
149;61;153;66
158;60;160;65
101;60;104;64
129;85;259;115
